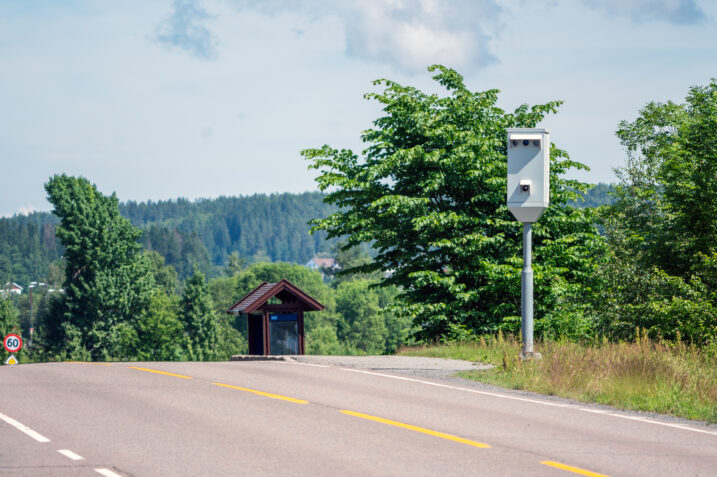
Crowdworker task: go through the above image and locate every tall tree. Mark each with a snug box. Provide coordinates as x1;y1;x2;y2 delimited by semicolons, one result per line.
304;66;602;341
0;298;20;362
180;269;219;360
595;80;717;343
134;290;184;361
40;175;153;360
334;280;389;354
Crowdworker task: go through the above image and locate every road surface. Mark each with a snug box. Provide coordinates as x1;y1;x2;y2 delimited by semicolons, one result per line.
1;359;715;476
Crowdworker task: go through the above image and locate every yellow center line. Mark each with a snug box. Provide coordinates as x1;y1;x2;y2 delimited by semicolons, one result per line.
540;461;611;477
129;366;193;379
339;410;491;449
212;382;309;404
64;361;113;366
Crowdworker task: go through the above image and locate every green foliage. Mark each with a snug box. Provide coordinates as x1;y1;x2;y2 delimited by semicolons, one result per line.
39;175;154;360
0;214;62;286
180;269;221;360
596;80;717;344
224;251;246;277
145;250;180;295
126;192;338;278
0;192;339;285
568;183;616;208
304;65;601;342
334;280;387;354
0;298;20;362
134;290;185;361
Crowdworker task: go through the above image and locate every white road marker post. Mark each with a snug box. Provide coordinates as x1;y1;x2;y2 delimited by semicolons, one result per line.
506;128;550;360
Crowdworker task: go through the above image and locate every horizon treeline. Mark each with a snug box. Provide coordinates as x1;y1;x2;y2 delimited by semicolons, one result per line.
0;186;614;290
0;191;341;288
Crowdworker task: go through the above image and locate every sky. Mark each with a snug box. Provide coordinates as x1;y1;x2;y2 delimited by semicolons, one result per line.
1;0;716;217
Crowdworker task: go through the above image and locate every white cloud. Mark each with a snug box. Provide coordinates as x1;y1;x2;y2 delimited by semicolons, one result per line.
3;203;37;218
342;0;499;72
228;0;503;72
581;0;707;24
154;0;219;60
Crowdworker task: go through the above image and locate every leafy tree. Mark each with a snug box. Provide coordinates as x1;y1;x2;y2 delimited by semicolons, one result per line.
334;280;388;354
40;175;154;360
330;241;378;285
134;290;184;361
0;298;20;362
224;251;246;276
180;269;220;360
595;80;717;344
145;250;179;295
304;66;602;342
569;183;616;208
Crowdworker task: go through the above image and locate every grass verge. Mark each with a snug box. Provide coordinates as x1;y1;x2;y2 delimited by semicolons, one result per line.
397;332;717;423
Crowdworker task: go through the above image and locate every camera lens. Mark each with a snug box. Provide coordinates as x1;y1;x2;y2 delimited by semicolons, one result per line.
522;185;530;192
533;140;540;147
511;139;519;147
522;140;529;146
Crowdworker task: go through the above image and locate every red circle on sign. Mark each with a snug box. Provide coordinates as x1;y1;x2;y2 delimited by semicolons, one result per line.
4;333;22;353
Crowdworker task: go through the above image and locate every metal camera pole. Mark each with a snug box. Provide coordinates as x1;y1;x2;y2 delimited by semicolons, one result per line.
522;222;534;356
506;128;549;360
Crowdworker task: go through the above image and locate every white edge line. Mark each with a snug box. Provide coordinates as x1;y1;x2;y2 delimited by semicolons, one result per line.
338;368;717;437
277;361;331;368
339;368;575;407
0;412;51;442
95;468;123;477
578;409;717;436
58;449;84;461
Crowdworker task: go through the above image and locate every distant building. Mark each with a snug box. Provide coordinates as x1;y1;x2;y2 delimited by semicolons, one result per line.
1;282;23;296
304;257;339;271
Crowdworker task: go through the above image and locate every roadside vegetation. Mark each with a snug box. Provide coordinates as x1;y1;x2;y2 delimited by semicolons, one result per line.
398;333;717;423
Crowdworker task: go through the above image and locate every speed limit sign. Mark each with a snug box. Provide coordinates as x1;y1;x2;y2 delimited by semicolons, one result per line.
3;333;22;353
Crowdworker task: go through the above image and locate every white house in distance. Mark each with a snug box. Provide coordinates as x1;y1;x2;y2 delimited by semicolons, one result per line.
1;282;23;296
304;257;339;272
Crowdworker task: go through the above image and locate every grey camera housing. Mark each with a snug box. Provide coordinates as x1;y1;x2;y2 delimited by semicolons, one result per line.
507;128;550;223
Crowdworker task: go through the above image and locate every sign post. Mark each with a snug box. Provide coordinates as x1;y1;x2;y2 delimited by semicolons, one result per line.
4;333;22;365
506;128;550;360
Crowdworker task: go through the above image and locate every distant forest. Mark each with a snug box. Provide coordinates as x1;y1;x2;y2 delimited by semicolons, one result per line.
1;192;338;286
0;186;614;287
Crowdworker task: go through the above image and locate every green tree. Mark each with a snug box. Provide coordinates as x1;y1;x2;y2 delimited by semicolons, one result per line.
334;280;388;354
595;80;717;344
304;66;602;342
180;269;220;360
134;290;184;361
224;251;246;277
40;175;154;360
0;298;20;362
145;250;179;295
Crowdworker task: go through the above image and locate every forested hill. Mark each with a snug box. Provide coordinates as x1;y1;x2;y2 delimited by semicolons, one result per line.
570;183;615;208
1;186;613;286
120;192;338;278
1;192;337;285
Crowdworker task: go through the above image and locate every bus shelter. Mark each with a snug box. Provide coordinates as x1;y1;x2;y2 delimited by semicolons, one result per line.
226;279;324;355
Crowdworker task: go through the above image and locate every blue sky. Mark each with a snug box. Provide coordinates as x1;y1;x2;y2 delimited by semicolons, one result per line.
1;0;715;217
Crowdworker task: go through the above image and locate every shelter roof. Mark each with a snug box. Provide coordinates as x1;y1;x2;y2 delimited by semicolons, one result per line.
226;279;325;314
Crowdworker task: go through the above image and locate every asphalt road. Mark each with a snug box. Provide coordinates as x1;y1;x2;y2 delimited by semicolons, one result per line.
1;359;716;476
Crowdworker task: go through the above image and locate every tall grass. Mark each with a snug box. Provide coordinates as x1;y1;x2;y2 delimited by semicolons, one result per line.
397;331;717;423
